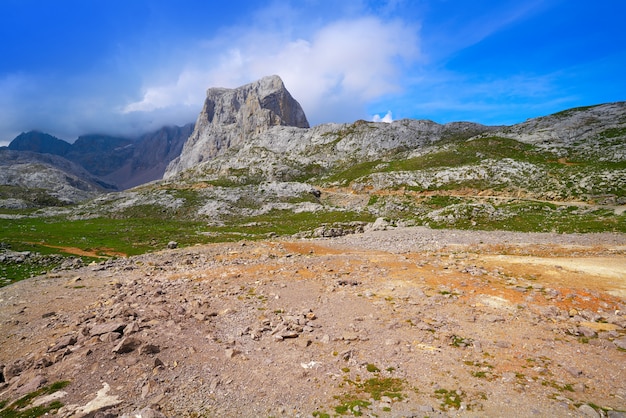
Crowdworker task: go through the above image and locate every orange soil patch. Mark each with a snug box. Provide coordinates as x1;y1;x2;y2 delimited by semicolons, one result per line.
33;243;127;258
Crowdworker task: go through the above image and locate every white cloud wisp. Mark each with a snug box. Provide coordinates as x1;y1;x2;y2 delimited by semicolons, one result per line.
122;16;420;126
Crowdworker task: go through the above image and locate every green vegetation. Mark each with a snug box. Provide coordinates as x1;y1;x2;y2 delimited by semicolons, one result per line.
0;380;69;418
434;388;465;411
314;364;406;417
3;125;625;287
0;185;68;208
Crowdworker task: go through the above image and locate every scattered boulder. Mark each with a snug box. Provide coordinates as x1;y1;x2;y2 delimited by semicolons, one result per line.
113;337;143;354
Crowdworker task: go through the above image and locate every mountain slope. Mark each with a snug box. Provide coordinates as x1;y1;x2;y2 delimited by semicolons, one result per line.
7;131;72;156
3;124;194;196
70;91;625;235
0;149;116;208
165;75;309;177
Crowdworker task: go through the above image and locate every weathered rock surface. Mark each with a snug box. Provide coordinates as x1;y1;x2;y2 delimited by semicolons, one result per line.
165;75;309;177
1;228;624;417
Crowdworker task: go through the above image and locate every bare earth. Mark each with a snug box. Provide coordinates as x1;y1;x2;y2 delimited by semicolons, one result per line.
1;227;625;417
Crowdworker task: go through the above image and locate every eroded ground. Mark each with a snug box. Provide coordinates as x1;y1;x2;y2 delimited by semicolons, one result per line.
0;227;625;417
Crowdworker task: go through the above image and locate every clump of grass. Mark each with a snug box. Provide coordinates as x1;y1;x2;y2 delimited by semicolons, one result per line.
434;388;464;410
0;380;70;417
332;395;371;416
450;334;473;348
365;363;379;373
361;377;404;401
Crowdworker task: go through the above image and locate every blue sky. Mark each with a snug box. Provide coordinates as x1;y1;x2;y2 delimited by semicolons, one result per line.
1;0;625;145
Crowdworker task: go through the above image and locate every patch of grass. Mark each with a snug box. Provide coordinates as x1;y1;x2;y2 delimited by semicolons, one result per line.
334;398;371;416
361;377;404;401
0;185;69;208
450;335;473;348
0;380;70;417
434;388;464;410
541;379;574;392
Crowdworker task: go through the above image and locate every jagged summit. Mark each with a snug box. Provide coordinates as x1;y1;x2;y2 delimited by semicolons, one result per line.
165;75;309;178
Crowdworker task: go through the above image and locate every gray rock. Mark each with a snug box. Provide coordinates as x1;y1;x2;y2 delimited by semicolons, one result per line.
578;404;600;417
564;365;583;377
139;344;161;355
165;75;309;177
3;358;31;380
112;337;142;354
608;411;626;418
90;322;127;336
167;241;178;249
99;332;122;342
613;337;626;350
15;374;47;397
577;326;597;338
47;335;77;352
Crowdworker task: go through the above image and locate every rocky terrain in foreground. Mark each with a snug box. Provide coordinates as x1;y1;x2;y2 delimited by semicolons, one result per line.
1;227;625;417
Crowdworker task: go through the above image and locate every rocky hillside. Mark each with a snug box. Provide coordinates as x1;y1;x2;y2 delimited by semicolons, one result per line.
70;75;624;235
0;150;116;208
1;124;193;206
2;76;625;235
165;75;309;177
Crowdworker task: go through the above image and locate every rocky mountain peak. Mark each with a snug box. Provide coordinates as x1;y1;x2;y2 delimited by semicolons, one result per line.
165;75;309;178
7;131;71;156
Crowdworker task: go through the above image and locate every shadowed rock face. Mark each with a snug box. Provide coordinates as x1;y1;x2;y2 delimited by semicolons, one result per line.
165;75;309;178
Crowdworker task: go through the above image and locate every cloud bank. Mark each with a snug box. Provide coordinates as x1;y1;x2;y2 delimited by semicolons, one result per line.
123;16;419;127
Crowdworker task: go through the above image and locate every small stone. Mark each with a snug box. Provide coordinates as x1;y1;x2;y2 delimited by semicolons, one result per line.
90;322;127;337
613;337;626;350
47;335;77;353
320;334;330;344
564;365;583;377
139;344;161;355
113;337;142;354
99;332;122;343
578;404;600;418
280;331;299;339
167;241;178;249
224;348;240;358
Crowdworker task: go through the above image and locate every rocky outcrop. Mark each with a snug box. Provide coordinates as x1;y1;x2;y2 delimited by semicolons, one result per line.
165;75;309;178
4;124;194;196
0;149;116;207
491;102;626;161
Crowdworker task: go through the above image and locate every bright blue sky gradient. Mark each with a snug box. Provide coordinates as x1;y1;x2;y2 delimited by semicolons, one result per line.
1;0;624;145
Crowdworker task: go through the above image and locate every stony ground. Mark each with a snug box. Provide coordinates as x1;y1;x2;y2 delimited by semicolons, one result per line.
1;227;626;418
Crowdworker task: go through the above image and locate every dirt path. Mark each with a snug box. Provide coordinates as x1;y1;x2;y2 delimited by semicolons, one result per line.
29;242;127;258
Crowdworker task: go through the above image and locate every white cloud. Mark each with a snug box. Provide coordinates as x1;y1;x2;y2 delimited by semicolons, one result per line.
372;110;393;123
122;16;420;126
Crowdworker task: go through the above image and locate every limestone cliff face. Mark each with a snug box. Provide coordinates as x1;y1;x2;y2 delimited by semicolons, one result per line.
165;75;309;178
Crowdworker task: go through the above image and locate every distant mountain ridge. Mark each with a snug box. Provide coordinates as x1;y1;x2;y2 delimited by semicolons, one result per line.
2;75;625;232
5;123;193;188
